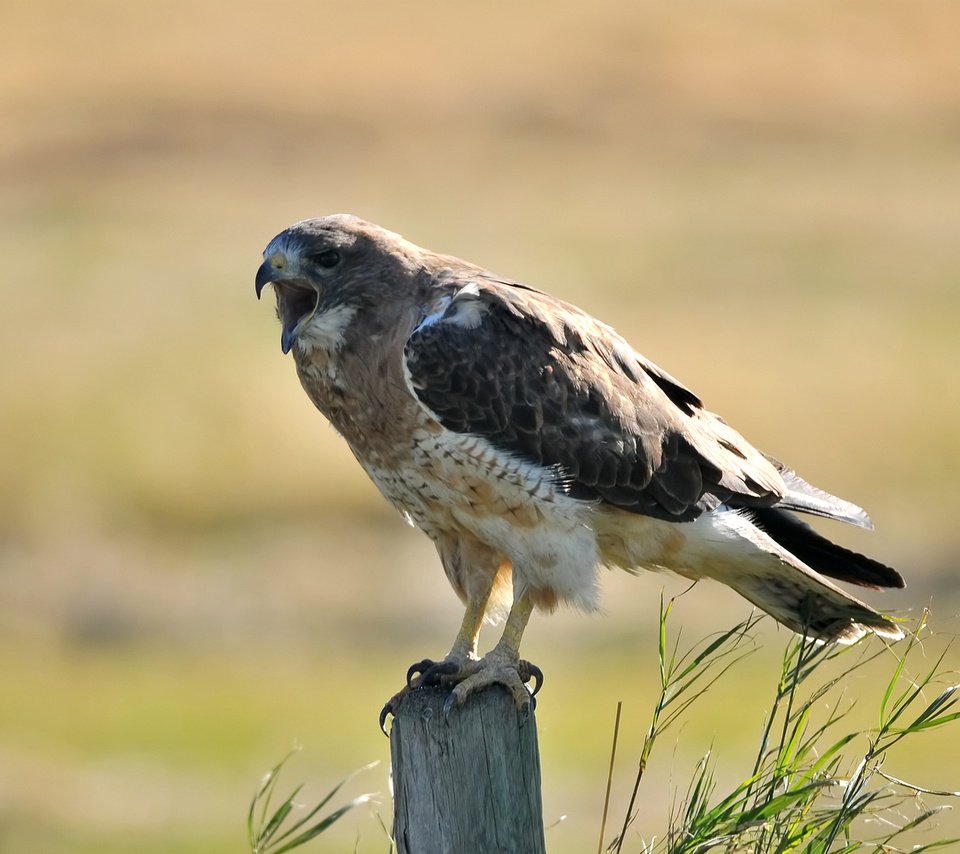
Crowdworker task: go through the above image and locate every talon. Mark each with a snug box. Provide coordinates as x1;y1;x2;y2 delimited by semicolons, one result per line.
418;659;461;687
379;690;406;736
387;652;541;725
442;691;457;720
379;703;392;736
520;660;544;696
406;659;435;686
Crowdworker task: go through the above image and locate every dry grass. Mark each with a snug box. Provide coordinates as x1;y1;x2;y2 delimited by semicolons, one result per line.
1;1;958;851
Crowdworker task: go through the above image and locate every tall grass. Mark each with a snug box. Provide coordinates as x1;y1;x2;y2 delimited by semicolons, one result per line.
247;750;378;854
604;603;959;853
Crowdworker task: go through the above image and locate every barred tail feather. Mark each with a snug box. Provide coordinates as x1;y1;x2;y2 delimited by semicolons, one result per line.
701;511;904;643
725;568;904;643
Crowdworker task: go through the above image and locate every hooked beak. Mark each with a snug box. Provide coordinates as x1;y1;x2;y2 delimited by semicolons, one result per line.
255;258;320;354
255;259;278;299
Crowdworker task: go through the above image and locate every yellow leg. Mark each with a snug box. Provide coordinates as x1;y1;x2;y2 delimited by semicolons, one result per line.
381;585;541;732
403;586;492;691
447;590;491;660
490;589;534;660
381;588;493;733
445;589;542;718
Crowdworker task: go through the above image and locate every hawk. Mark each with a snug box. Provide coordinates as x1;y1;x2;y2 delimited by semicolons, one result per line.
255;214;904;722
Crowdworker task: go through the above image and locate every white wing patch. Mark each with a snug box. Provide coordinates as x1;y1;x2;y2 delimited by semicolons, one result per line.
413;295;453;333
413;282;488;335
445;282;487;329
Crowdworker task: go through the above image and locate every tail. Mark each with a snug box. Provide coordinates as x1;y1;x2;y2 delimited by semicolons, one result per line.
749;507;904;590
727;457;905;642
703;511;904;643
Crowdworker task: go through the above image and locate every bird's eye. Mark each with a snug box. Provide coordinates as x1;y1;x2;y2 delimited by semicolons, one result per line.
310;249;341;269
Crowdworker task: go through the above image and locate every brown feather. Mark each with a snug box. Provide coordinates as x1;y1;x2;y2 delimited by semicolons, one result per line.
405;273;784;523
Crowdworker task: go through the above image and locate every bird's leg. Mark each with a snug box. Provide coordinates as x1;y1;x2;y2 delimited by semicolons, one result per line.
442;589;543;720
405;592;489;688
379;589;490;733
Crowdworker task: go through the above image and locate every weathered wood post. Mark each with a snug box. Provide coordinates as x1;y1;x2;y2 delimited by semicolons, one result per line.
389;686;547;853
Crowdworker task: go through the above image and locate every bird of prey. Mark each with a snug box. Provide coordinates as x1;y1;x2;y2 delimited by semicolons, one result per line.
255;214;904;721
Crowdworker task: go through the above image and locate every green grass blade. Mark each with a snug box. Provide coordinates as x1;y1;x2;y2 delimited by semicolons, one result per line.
257;784;304;847
268;761;380;848
271;794;373;854
249;748;301;851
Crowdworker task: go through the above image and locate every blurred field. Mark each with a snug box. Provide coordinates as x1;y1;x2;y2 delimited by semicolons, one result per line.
1;1;959;851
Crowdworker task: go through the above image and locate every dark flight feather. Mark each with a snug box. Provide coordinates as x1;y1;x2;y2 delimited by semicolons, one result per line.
749;507;904;590
763;455;874;529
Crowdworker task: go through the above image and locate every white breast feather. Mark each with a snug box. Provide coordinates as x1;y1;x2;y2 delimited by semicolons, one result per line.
297;304;358;357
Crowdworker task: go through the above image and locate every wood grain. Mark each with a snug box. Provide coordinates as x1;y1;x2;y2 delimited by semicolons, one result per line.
390;686;546;854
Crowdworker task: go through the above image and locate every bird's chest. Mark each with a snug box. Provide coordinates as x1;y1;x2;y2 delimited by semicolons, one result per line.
294;346;566;537
360;427;566;544
294;341;416;461
295;350;451;510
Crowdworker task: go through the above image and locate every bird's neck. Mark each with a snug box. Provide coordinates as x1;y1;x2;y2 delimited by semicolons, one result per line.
293;303;424;468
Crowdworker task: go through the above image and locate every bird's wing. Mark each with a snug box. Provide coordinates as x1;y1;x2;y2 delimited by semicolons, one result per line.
403;276;785;522
762;454;873;529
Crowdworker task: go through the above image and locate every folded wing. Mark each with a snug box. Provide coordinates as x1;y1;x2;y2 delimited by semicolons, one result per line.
403;275;786;523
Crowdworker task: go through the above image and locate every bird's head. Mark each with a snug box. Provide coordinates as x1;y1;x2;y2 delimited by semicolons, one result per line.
255;214;418;355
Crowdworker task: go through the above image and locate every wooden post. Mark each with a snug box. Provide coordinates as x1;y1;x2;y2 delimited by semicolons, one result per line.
389;686;546;854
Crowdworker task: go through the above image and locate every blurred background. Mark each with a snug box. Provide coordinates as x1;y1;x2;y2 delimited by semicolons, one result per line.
1;1;958;851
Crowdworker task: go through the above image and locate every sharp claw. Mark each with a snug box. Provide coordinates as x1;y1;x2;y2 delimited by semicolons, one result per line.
406;659;433;686
442;691;456;720
517;660;544;696
419;660;461;687
407;658;463;688
379;701;393;736
390;656;543;725
526;662;544;696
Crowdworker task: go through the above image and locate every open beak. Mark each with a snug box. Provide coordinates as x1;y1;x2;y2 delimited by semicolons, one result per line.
255;259;278;299
255;260;320;354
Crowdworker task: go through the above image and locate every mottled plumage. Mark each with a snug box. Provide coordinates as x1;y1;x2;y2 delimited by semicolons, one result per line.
254;214;904;719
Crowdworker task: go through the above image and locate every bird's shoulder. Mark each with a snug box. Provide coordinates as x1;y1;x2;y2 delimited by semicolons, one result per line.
409;266;699;412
